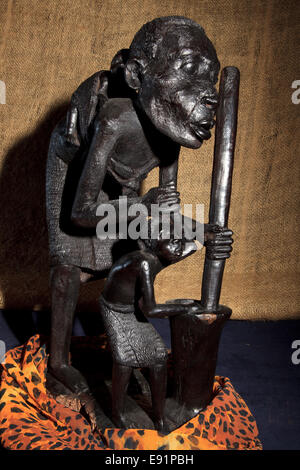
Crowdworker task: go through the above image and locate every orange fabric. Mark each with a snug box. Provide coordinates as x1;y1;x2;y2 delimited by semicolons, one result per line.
0;335;262;450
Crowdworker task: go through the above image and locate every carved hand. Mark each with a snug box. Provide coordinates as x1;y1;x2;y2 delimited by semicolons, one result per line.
157;182;181;212
142;183;180;213
204;226;234;260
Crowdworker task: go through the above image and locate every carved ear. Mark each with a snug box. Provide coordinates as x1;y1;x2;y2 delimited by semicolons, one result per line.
110;48;130;74
125;59;144;90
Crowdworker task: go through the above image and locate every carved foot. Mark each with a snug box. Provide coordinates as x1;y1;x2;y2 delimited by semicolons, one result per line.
112;412;137;430
153;418;170;435
46;366;113;434
47;364;90;395
81;393;114;433
165;397;201;430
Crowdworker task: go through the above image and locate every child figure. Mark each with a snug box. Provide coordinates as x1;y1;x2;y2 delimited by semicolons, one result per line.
100;236;199;432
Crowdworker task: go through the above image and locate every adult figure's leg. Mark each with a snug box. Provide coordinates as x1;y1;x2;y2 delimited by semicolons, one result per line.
48;263;90;393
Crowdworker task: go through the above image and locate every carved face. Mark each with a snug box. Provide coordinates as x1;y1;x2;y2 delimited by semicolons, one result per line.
127;24;220;149
155;238;196;264
157;239;185;262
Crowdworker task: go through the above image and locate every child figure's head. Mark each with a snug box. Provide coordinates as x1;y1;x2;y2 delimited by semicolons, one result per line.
155;238;185;263
141;232;196;265
156;238;197;264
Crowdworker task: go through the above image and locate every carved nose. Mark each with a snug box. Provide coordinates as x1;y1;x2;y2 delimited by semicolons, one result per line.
201;95;219;110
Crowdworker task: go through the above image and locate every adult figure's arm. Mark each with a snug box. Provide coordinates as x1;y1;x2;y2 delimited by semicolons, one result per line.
71;110;140;229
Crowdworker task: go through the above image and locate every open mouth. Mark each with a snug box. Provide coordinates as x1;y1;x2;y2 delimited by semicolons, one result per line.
190;120;214;141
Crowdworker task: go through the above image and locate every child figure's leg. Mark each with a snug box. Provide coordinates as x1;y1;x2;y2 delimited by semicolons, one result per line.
112;362;132;428
149;362;169;433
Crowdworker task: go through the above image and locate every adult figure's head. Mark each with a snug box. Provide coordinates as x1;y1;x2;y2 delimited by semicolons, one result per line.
125;16;220;149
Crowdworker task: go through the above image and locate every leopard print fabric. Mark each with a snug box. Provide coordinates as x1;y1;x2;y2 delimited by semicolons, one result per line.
0;335;262;450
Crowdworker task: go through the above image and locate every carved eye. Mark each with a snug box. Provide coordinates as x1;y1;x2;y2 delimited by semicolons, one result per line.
182;62;197;74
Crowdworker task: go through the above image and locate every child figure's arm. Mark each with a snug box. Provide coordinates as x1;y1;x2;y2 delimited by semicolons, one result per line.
138;259;200;318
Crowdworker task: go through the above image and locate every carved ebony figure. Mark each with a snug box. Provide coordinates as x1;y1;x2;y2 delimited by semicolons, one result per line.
45;16;235;428
100;232;198;432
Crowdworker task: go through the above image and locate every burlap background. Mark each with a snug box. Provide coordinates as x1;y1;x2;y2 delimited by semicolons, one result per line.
0;0;299;319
